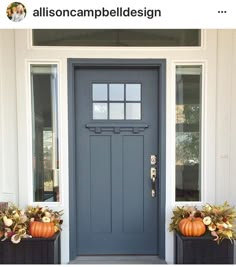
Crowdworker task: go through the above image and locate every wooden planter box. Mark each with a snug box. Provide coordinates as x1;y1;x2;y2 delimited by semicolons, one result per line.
175;232;234;264
0;233;61;264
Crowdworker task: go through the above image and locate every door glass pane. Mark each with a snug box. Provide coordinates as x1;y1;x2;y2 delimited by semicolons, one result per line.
92;83;142;121
175;65;202;201
109;103;124;120
126;103;141;120
93;103;108;120
31;65;59;202
126;84;141;101
93;84;108;101
33;29;201;47
109;84;124;101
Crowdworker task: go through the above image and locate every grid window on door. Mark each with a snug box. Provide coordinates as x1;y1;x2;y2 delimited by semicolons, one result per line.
92;83;141;120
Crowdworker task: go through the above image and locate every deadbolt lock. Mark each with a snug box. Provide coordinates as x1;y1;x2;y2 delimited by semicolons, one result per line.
150;155;157;165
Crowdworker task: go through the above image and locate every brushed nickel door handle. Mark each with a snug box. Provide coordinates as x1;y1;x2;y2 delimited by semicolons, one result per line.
150;167;157;197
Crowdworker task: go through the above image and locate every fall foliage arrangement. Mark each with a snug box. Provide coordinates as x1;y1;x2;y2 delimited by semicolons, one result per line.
0;204;63;244
169;202;236;243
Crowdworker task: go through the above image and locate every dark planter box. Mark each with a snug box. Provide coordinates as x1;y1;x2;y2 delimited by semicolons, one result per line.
0;233;61;264
175;232;234;264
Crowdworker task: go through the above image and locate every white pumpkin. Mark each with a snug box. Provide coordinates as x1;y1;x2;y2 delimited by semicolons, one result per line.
11;234;21;244
42;216;51;222
3;216;13;227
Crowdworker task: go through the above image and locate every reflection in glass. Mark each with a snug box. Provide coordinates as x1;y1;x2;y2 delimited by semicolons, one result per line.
126;84;141;101
93;84;108;101
33;29;201;47
93;103;108;120
126;103;141;120
175;65;202;201
31;65;59;202
43;130;53;193
176;104;200;124
176;133;200;165
109;103;124;120
109;84;124;101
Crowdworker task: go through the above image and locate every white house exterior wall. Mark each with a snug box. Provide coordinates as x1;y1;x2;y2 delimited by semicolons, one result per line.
215;30;236;205
0;29;235;263
0;30;18;204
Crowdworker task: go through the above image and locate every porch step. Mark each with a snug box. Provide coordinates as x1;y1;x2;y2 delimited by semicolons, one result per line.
69;256;166;264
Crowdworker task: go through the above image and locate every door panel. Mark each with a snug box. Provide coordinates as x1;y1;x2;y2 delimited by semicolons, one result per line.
123;135;144;233
90;136;112;233
75;68;158;255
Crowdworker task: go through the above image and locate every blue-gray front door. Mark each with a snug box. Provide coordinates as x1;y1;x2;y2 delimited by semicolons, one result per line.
75;67;159;255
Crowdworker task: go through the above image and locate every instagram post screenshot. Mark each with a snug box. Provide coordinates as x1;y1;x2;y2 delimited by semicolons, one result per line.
0;0;236;265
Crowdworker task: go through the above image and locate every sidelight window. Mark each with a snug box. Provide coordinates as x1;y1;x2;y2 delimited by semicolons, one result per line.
175;65;202;201
31;64;60;202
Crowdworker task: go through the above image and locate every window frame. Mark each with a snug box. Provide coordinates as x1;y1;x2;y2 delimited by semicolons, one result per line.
173;62;206;205
28;30;205;50
28;61;62;206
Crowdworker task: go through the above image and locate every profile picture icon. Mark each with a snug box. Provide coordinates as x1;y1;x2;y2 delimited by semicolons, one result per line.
6;2;26;22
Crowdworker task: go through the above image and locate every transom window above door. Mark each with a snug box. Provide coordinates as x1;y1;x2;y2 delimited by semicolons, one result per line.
32;29;201;47
92;83;141;120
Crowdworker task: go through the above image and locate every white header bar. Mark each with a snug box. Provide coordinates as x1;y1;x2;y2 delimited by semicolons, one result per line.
0;0;235;29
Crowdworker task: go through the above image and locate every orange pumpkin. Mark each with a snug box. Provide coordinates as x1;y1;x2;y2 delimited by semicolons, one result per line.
179;217;206;237
30;221;55;238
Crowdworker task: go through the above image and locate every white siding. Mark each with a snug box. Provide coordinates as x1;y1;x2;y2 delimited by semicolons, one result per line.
215;30;236;206
0;30;18;204
230;32;236;204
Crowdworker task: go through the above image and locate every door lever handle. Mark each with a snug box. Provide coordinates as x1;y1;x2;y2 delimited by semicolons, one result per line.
150;167;157;179
150;167;157;197
151;179;156;197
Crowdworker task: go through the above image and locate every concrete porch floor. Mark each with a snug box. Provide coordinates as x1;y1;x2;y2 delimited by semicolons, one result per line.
69;245;236;264
69;256;166;264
